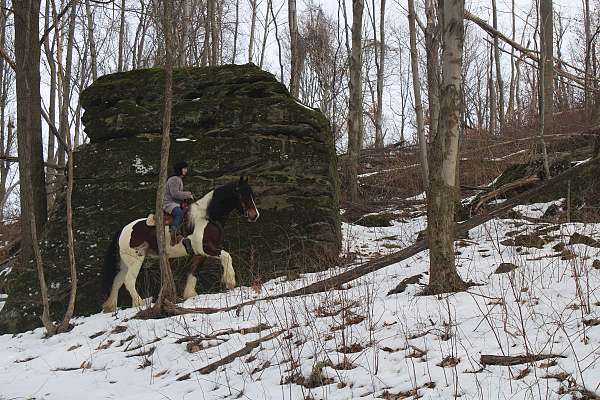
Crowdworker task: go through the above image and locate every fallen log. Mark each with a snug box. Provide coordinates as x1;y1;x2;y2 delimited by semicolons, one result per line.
176;330;284;380
480;353;566;366
472;175;540;213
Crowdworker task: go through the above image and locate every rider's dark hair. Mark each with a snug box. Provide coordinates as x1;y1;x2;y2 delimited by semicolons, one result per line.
173;161;189;176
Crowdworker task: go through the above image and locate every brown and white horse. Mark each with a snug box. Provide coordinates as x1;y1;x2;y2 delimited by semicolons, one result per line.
101;177;259;312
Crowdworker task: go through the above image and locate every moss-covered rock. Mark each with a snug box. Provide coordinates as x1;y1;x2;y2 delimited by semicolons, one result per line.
0;64;341;333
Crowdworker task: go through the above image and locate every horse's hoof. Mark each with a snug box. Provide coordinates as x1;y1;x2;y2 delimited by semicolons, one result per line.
224;281;236;290
132;298;144;308
102;304;116;313
182;291;198;299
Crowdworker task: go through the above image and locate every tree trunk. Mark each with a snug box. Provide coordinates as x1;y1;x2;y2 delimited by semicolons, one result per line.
408;0;428;190
539;0;552;179
14;0;48;263
425;0;468;294
288;0;300;97
248;0;257;63
424;0;440;139
583;0;592;122
58;113;77;333
0;0;9;220
507;0;516;120
373;0;385;149
118;0;126;72
84;0;98;80
347;0;364;203
488;44;497;134
231;0;239;63
208;0;218;66
200;2;209;66
491;0;505;129
268;0;284;81
258;0;272;68
155;0;177;306
14;0;54;333
57;4;76;182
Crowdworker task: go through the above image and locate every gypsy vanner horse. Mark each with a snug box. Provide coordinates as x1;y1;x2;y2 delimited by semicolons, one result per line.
101;177;259;313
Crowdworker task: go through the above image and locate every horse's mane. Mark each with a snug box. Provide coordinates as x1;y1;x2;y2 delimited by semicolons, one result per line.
187;181;238;230
207;181;239;223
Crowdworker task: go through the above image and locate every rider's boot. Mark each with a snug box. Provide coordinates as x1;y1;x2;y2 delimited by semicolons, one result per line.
182;237;195;256
170;228;177;246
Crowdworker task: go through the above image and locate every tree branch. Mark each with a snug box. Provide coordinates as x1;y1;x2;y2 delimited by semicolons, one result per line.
0;155;63;170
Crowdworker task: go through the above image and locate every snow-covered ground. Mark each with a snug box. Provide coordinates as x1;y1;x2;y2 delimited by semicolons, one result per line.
1;202;600;400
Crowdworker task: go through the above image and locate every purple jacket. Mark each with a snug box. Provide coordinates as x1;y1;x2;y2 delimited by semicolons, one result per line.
163;175;193;213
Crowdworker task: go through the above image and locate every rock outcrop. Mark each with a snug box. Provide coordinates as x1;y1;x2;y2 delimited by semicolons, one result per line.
0;64;340;333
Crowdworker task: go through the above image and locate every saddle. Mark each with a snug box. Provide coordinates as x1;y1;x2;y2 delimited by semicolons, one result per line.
146;201;191;236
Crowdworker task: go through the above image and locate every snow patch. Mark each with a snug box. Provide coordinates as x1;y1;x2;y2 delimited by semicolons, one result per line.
513;198;565;219
406;191;426;201
132;156;153;175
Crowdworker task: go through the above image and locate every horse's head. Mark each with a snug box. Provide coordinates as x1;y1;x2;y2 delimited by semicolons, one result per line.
235;176;259;222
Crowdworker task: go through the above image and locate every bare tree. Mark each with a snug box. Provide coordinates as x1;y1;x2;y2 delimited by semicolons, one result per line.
14;0;48;262
347;0;364;203
488;43;497;134
507;0;516;120
407;0;428;188
369;0;385;149
84;0;97;80
288;0;300;97
14;0;54;333
118;0;126;71
491;0;505;129
155;0;177;307
424;0;440;139
248;0;257;63
259;0;272;68
209;0;219;66
539;0;552;178
232;0;240;63
425;0;468;294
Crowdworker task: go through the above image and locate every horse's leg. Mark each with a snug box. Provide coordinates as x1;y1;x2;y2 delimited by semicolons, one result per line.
182;255;205;299
220;250;236;289
102;261;127;313
122;251;145;308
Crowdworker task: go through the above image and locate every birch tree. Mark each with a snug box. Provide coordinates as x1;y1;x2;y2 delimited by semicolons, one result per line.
424;0;468;294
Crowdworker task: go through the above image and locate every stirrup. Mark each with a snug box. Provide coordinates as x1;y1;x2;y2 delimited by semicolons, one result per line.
182;238;195;256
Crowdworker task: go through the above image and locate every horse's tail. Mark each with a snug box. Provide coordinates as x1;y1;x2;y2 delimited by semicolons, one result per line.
101;230;121;300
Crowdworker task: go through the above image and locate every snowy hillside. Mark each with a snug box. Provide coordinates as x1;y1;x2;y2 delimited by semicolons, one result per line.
1;201;600;400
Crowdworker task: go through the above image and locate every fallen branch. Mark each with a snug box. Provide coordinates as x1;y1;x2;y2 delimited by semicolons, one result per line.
176;330;284;380
472;175;540;213
465;11;595;88
480;353;566;366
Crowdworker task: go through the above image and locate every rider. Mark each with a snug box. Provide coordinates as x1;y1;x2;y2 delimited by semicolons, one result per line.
164;161;194;254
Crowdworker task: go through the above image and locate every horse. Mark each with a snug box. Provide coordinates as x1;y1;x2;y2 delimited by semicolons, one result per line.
100;176;259;313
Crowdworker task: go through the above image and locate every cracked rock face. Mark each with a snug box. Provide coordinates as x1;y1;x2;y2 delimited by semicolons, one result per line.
1;64;341;333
